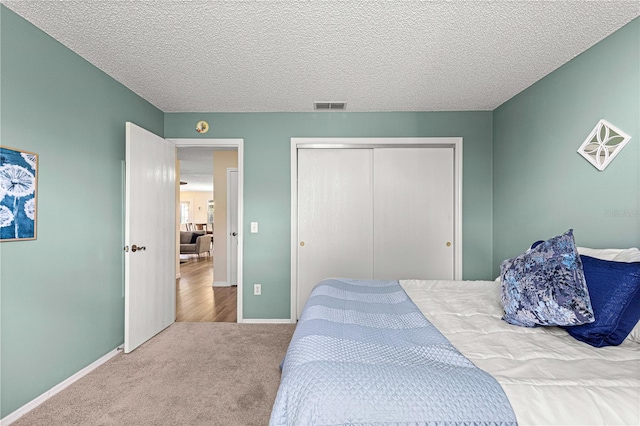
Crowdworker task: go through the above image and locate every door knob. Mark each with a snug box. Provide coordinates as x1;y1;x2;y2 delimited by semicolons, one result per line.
231;232;238;236
131;244;146;252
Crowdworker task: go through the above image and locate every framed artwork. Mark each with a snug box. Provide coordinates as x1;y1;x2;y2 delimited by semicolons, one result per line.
0;146;38;241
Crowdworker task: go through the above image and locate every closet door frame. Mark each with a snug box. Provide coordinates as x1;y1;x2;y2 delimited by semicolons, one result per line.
290;137;463;322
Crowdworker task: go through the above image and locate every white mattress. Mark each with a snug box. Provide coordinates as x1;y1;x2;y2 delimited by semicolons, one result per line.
400;279;640;426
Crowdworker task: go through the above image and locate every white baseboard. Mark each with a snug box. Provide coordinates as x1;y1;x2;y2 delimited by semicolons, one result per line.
213;281;229;287
241;319;296;324
0;345;122;426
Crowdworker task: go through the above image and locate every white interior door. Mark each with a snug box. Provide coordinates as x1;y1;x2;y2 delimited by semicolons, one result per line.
373;148;454;280
125;122;176;353
297;149;374;318
227;168;238;287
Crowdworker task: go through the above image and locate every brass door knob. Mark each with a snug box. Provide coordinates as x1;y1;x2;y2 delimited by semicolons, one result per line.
446;242;452;247
300;241;305;246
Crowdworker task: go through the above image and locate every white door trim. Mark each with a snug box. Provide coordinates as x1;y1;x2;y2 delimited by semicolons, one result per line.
290;137;463;322
226;167;239;287
169;138;244;323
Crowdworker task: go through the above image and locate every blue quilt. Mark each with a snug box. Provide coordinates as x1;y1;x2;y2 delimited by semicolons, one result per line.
270;278;517;426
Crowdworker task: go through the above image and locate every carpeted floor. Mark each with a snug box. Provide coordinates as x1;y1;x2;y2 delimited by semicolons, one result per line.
13;323;296;426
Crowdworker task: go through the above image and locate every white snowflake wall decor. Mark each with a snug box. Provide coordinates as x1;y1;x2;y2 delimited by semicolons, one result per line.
577;119;631;171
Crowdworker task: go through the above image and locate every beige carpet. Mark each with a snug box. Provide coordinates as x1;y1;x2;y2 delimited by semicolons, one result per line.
14;323;296;426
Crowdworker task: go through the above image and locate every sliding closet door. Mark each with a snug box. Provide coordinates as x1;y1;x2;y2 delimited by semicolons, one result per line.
373;148;455;280
297;149;373;318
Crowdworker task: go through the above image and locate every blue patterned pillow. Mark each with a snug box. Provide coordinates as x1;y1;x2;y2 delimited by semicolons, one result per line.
500;230;595;327
564;256;640;347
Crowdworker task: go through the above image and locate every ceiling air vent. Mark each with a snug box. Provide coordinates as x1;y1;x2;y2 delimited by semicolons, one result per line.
314;101;347;111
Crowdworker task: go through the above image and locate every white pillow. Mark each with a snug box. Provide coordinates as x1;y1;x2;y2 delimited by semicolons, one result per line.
577;246;625;260
578;247;640;344
613;248;640;262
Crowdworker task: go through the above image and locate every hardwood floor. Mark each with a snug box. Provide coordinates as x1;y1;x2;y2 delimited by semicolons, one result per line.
176;256;237;322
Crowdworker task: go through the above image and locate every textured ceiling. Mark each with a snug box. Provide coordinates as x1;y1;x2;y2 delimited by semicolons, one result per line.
3;1;639;112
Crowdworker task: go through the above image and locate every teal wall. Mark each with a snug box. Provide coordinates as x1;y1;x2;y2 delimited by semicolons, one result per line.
165;111;495;318
492;18;640;277
0;7;164;417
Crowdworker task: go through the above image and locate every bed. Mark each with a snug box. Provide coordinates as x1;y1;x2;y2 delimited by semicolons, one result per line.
271;277;640;425
402;279;640;425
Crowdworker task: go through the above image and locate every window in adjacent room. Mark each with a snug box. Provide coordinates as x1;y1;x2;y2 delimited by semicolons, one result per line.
180;201;190;224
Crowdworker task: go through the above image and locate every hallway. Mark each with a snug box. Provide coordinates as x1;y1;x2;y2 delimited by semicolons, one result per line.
176;256;237;322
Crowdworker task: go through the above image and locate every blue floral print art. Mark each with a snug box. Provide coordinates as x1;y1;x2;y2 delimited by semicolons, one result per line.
0;146;38;241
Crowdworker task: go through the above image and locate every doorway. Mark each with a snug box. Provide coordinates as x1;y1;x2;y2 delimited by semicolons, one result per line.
172;139;244;322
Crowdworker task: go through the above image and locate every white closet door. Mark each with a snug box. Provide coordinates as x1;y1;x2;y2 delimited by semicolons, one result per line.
297;149;373;318
373;148;454;280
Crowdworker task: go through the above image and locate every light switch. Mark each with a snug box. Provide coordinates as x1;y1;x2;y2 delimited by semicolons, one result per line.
250;222;259;233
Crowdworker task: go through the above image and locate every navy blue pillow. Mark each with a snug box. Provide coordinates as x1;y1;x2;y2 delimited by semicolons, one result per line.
530;240;545;250
564;255;640;347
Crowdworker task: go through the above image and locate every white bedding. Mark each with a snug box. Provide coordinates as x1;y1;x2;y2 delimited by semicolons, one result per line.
400;279;640;426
